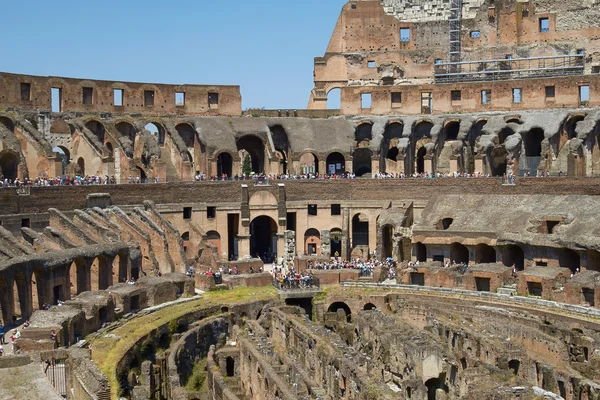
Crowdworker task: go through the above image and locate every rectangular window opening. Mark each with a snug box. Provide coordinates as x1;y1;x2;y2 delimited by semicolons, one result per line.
286;212;296;232
512;88;522;103
539;17;549;33
175;92;185;106
545;86;555;99
183;207;192;220
580;85;590;103
367;60;376;68
400;28;410;42
481;90;492;105
82;87;93;105
391;92;402;107
51;88;62;112
410;272;425;286
527;281;543;297
20;83;31;101
21;218;31;228
113;89;124;106
434;58;443;65
331;204;341;216
144;90;155;107
451;90;462;102
470;31;481;38
308;204;318;216
592;66;600;74
361;93;372;109
207;206;216;219
583;288;595;307
536;261;548;267
208;92;219;109
475;277;491;292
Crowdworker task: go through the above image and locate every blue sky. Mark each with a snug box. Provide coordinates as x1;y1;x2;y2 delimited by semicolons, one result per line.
0;0;347;110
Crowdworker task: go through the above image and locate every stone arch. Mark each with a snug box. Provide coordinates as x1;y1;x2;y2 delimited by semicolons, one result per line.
326;151;345;175
299;151;319;175
381;122;404;173
250;216;277;260
475;244;496;263
425;377;449;400
502;245;524;271
144;122;165;145
206;231;221;256
355;122;373;142
304;228;321;255
498;127;513;145
363;303;376;311
115;121;137;143
237;135;265;174
559;248;580;273
467;119;488;173
416;146;427;174
0;116;16;132
327;301;352;322
508;359;520;375
330;228;343;258
0;150;19;180
450;243;469;264
327;87;341;109
175;123;196;148
443;120;460;141
216;151;233;178
352;213;369;248
269;125;291;174
85;119;106;144
489;146;508;177
565;114;585;140
353;147;372;177
415;242;427;262
524;128;544;157
76;157;85;176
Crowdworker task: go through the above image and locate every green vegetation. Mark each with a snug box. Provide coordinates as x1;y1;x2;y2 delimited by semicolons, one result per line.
88;286;277;398
185;359;208;392
242;154;252;175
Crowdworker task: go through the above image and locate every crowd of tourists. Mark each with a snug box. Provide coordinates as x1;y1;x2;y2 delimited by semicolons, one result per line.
306;258;398;280
0;320;31;356
271;265;317;290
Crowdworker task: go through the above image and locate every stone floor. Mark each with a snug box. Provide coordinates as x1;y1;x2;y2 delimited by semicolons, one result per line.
0;362;63;400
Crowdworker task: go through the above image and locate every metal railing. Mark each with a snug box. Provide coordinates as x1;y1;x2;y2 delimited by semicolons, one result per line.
272;277;320;291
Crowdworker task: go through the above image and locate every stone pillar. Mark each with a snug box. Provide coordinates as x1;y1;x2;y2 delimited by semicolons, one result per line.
474;157;484;174
276;233;285;260
341;208;350;260
318;159;327;175
238;234;251;259
75;258;92;294
284;230;296;264
370;157;379;176
320;229;331;258
0;279;15;326
424;158;433;174
99;256;114;290
117;251;130;284
449;159;458;173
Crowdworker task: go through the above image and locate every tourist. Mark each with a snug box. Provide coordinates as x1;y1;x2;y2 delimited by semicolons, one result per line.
50;330;57;348
0;343;3;356
0;325;5;344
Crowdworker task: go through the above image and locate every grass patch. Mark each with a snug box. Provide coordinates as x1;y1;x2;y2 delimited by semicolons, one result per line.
185;358;208;392
88;286;277;398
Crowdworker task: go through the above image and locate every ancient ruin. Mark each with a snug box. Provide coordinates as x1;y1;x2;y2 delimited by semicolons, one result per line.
2;0;600;399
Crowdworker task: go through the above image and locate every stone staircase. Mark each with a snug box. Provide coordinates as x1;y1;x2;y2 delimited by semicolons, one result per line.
497;284;517;296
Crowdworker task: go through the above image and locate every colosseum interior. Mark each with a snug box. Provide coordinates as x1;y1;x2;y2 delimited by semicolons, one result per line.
2;0;600;399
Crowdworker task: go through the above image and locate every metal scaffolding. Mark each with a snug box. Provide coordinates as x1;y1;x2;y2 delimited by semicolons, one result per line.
449;0;463;73
434;54;585;83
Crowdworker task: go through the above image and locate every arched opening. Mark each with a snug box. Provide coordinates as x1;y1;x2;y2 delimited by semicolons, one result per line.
269;125;290;174
0;117;15;132
352;214;369;247
525;128;544;157
415;242;427;262
206;231;221;257
327;302;352;322
508;359;520;376
299;152;319;175
53;146;70;175
176;123;196;148
566;115;585;139
382;225;393;259
250;216;277;260
559;248;580;273
217;152;233;179
136;167;147;183
330;228;343;258
502;245;525;271
425;377;449;400
76;157;85;176
106;142;114;154
363;303;376;311
498;127;513;145
181;231;190;254
416;147;427;174
145;122;165;145
115;121;136;143
0;152;19;180
85;120;106;144
226;356;235;377
381;122;404;172
355;123;373;142
444;121;460;141
386;147;399;161
304;228;321;255
326;152;345;175
440;218;453;230
450;243;469;264
237;135;265;174
327;88;341;109
158;333;170;349
475;244;496;263
353;148;372;177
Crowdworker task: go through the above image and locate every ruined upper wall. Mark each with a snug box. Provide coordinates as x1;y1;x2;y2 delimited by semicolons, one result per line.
382;0;486;22
0;72;242;116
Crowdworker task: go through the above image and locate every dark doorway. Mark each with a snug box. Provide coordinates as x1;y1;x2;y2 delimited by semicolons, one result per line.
475;244;496;263
415;242;427;262
226;357;235;377
250;216;277;260
327;302;351;322
382;225;393;259
353;148;372;177
417;147;426;173
0;152;18;180
503;245;525;270
217;153;233;179
425;377;449;400
475;277;491;292
237;135;265;173
326;152;345;175
227;214;239;260
330;229;342;258
352;214;369;246
445;121;460;141
450;243;469;264
285;297;313;320
508;359;520;375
